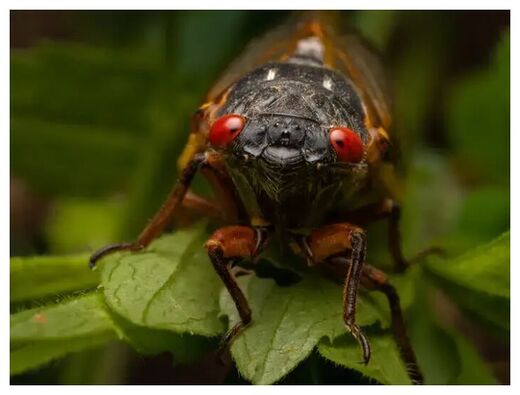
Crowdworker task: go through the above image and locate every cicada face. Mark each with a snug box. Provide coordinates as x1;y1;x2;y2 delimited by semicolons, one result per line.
232;114;332;166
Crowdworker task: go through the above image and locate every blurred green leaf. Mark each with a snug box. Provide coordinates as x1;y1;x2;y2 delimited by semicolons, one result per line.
409;276;498;384
10;42;160;198
46;198;125;254
11;335;116;377
11;117;140;197
11;43;157;130
317;333;411;384
219;275;383;384
108;309;214;364
10;254;98;303
10;293;117;375
409;304;459;384
426;232;509;332
446;31;510;184
350;10;397;51
175;11;248;80
451;330;497;384
393;17;450;160
446;186;510;253
401;150;463;254
426;231;509;299
100;224;224;337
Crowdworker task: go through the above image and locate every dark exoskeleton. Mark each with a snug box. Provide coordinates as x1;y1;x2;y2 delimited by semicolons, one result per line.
90;14;439;384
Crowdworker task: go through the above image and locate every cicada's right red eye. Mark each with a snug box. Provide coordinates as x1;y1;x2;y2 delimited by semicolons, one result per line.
329;127;364;163
209;114;246;148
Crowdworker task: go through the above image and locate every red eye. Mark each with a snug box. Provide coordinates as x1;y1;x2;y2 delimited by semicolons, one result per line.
329;127;364;163
209;114;245;148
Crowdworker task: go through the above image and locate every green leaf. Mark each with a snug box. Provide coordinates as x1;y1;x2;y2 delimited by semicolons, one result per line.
11;334;116;377
10;254;98;303
100;224;224;337
10;293;117;375
426;231;509;299
11;292;112;341
317;333;412;384
219;275;383;384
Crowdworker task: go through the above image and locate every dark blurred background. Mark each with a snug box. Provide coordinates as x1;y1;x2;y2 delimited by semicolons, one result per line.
10;10;509;384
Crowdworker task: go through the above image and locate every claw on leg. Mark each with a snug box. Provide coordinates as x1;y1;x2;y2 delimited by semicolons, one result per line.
89;242;141;269
346;322;371;365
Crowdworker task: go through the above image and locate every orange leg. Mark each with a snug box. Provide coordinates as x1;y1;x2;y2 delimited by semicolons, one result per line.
205;225;270;348
342;199;444;272
304;223;370;364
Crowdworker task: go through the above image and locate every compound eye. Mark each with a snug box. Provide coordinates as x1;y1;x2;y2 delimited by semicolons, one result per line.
209;114;246;148
329;127;364;163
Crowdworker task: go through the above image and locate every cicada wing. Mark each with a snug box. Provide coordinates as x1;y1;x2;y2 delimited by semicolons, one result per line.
206;16;307;101
209;13;393;130
323;32;393;131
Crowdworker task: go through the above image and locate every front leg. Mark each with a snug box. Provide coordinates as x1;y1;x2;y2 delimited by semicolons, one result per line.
89;153;208;268
205;225;270;349
304;223;370;364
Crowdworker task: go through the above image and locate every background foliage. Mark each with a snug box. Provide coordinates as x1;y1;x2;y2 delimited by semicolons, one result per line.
10;10;509;384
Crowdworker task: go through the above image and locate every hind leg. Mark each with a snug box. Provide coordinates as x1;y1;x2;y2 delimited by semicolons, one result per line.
361;264;423;384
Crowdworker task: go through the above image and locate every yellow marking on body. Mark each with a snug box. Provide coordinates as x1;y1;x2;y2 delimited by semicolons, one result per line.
251;216;270;227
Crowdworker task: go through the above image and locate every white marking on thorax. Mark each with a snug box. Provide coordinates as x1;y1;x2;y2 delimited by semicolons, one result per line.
295;36;325;62
323;75;333;90
266;68;277;81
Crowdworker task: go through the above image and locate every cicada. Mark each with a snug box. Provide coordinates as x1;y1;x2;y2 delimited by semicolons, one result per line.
91;12;427;384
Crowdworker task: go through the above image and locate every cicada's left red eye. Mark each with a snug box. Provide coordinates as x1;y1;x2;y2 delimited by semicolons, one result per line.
209;114;246;148
329;127;364;163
